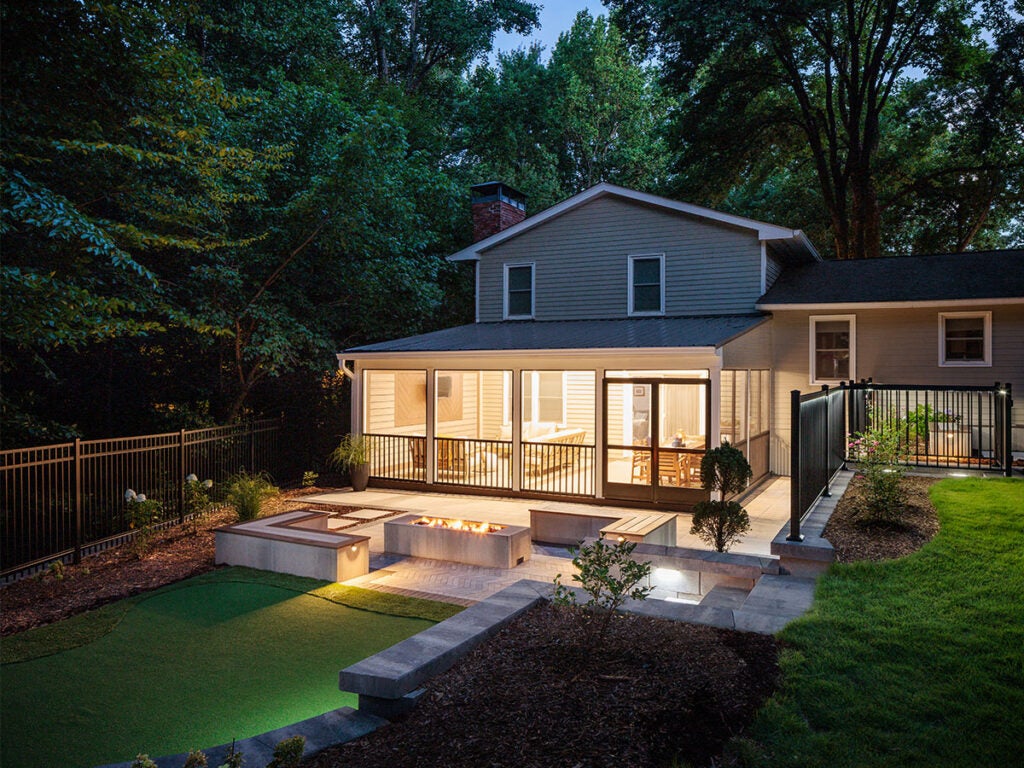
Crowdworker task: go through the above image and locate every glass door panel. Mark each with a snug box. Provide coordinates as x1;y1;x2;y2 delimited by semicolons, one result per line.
603;381;653;500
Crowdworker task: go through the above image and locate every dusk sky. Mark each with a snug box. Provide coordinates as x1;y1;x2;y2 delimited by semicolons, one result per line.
491;1;609;60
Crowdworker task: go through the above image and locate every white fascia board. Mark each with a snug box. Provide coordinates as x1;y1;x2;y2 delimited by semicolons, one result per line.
341;346;720;362
447;182;807;262
757;297;1024;311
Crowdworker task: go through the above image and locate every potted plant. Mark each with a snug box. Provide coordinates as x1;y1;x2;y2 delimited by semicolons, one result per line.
330;434;371;492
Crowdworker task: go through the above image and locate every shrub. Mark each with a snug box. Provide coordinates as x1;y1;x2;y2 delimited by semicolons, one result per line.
130;756;157;768
690;443;753;552
184;474;214;532
267;735;306;768
553;537;652;644
124;489;164;557
690;500;751;553
225;471;279;522
183;749;208;768
301;470;319;487
849;414;907;524
698;441;753;496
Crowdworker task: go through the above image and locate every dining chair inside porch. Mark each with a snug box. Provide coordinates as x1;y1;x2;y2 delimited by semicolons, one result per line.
631;450;650;483
436;438;468;480
657;452;683;487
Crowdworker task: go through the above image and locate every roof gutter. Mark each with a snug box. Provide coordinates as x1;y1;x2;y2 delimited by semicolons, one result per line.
336;355;355;379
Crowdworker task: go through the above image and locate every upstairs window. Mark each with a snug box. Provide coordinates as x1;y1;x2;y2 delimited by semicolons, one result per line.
810;315;855;383
940;312;991;366
504;263;534;319
629;254;665;315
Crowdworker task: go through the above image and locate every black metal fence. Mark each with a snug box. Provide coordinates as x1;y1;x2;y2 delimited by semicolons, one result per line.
0;418;281;578
435;438;513;489
366;433;427;482
848;381;1014;472
788;386;847;541
788;380;1015;541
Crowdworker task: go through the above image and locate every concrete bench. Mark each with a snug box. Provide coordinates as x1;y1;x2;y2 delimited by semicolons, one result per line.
530;508;677;547
215;510;370;582
529;507;621;545
338;581;545;718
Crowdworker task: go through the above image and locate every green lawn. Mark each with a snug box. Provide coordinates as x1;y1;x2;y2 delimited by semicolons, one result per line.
1;567;462;768
737;477;1024;768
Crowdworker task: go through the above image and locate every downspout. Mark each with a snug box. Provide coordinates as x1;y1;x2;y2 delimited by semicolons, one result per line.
337;355;355;380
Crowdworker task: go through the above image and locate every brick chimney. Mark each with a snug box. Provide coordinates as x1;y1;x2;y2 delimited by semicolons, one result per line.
471;181;526;242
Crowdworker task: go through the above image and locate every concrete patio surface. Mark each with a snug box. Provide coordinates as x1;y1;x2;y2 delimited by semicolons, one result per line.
297;478;792;606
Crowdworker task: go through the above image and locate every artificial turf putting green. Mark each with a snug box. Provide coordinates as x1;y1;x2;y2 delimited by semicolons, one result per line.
1;567;457;768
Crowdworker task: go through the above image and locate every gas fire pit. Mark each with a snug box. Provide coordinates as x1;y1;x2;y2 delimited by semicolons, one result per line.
384;514;531;569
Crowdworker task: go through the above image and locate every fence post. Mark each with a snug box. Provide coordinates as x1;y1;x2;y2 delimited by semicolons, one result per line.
73;438;82;564
178;429;186;524
1002;383;1014;478
250;420;257;473
788;389;803;542
822;385;832;498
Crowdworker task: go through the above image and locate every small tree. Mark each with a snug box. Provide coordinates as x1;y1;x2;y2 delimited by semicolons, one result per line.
553;537;652;644
689;442;752;552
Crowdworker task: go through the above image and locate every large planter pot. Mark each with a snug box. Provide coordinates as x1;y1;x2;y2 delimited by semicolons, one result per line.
349;463;370;492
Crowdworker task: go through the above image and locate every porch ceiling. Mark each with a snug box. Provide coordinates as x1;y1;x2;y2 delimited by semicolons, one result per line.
345;314;769;355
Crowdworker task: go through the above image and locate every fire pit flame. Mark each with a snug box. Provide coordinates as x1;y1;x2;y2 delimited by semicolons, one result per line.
412;516;505;534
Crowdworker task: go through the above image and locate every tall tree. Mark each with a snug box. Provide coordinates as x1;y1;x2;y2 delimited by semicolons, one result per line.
339;0;541;93
607;0;1022;258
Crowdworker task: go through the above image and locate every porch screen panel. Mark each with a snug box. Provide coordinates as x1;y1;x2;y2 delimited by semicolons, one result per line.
435;370;512;490
364;370;427;482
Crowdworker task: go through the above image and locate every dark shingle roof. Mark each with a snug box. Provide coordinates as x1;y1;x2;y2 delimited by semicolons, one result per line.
346;315;768;354
757;250;1024;305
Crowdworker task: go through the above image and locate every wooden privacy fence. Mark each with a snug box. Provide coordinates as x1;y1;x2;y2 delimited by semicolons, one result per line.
788;381;1014;541
0;418;281;578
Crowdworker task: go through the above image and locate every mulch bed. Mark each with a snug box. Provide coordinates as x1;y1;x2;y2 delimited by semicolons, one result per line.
0;488;342;636
2;477;941;768
307;603;780;768
823;474;941;562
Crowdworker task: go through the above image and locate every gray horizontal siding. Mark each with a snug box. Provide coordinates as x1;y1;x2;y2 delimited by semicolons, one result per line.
478;196;763;322
770;304;1024;470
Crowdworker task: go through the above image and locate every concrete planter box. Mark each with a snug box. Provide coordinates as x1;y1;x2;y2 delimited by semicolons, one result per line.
384;514;531;569
215;510;370;582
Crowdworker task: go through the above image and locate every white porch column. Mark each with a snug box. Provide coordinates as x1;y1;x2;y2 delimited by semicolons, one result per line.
425;369;436;483
594;369;604;498
511;368;522;492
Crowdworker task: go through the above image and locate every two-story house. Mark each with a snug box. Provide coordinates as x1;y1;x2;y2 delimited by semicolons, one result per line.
338;182;1023;510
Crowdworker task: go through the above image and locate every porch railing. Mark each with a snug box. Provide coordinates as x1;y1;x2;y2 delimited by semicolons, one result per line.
435;438;512;489
366;434;427;482
521;442;595;496
0;418;281;578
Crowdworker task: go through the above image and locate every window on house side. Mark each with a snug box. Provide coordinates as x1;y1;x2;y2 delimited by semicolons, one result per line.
940;312;990;366
522;371;564;424
629;254;664;315
505;264;534;319
810;316;855;383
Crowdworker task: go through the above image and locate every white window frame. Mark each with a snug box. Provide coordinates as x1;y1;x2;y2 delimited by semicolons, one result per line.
522;370;567;425
938;311;991;367
628;253;665;316
503;262;535;320
809;314;856;384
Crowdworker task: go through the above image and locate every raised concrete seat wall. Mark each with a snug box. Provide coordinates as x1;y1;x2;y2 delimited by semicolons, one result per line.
339;581;545;716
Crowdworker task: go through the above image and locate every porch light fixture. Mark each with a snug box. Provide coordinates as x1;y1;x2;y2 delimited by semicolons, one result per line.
616;536;625;543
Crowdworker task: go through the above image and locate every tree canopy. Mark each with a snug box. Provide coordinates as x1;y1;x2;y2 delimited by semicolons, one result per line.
606;0;1024;258
2;0;1020;457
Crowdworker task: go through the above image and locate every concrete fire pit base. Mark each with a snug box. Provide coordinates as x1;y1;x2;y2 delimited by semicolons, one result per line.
215;510;370;582
383;514;531;569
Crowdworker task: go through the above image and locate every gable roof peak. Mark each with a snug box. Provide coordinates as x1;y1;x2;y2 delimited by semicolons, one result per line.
448;183;819;263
